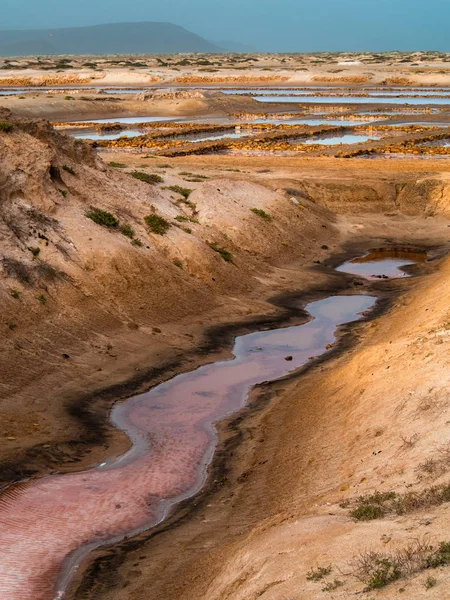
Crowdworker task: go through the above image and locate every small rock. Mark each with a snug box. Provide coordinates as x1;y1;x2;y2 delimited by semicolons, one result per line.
321;245;329;250
326;344;333;350
62;353;70;359
285;356;293;361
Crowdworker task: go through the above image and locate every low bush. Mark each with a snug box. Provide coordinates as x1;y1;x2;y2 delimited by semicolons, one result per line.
86;208;119;228
350;504;386;521
353;539;450;590
144;214;171;235
108;161;126;168
120;224;134;238
0;121;13;132
28;247;41;258
62;164;75;175
322;579;344;592
250;208;272;221
167;185;193;199
131;171;164;185
425;576;437;589
346;485;450;520
306;565;332;581
209;243;233;263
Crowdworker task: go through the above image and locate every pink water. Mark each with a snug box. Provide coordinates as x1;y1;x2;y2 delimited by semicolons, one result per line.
0;295;375;599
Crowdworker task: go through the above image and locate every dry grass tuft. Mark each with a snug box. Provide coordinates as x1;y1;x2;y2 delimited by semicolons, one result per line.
352;538;450;590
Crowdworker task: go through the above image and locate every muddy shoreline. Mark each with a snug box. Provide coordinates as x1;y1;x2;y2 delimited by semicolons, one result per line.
55;239;443;599
0;238;438;491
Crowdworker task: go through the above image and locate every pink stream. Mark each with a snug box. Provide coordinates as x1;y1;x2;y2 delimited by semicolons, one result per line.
0;295;374;599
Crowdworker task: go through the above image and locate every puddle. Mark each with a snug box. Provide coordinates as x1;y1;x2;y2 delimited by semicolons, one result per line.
380;121;450;127
181;130;254;142
77;116;179;124
337;249;427;279
65;128;145;140
301;133;380;146
294;118;375;126
254;96;450;105
422;138;450;147
0;294;375;599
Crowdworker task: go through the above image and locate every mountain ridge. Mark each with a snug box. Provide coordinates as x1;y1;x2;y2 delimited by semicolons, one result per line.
0;22;224;56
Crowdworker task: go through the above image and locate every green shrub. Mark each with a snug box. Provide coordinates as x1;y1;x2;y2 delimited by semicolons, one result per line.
251;208;272;221
86;208;119;228
175;215;189;222
10;289;21;299
132;238;143;247
425;576;437;589
210;243;233;263
120;223;134;238
8;323;17;330
173;259;183;269
28;247;41;258
350;504;386;521
183;227;192;234
427;542;450;568
108;161;126;168
167;185;192;199
36;294;47;304
0;121;13;132
58;188;67;198
353;539;450;591
366;558;401;590
322;579;344;592
306;566;332;581
179;171;209;181
62;164;75;175
131;171;164;185
144;214;171;235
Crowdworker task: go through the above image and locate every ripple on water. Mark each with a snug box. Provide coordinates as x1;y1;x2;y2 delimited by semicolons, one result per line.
0;294;377;599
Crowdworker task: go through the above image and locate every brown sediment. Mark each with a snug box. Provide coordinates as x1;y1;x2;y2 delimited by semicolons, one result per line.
0;75;105;86
312;75;371;84
173;76;290;84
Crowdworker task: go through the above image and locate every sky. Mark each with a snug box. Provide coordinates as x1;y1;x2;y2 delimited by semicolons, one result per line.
2;0;450;52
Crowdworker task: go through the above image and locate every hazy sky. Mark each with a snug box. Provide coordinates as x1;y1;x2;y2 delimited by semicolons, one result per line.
2;0;450;52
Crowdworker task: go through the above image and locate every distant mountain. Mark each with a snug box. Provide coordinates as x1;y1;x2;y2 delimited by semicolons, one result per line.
0;22;223;56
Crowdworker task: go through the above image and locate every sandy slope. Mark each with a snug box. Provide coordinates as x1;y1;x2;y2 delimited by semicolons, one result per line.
0;109;347;483
72;216;450;600
3;110;450;599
